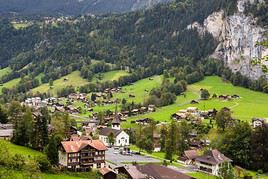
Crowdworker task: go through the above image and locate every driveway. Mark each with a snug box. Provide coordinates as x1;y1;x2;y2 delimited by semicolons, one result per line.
105;148;160;167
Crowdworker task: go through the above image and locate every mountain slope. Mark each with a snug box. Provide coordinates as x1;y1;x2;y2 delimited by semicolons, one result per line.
0;0;171;16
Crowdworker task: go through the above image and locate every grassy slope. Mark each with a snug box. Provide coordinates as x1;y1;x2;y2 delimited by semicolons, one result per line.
122;76;268;128
0;78;21;95
0;67;12;79
91;70;130;83
1;140;44;158
32;70;129;96
113;75;163;104
32;71;89;95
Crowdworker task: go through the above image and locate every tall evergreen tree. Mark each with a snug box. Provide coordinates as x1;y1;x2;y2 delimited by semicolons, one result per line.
46;135;59;165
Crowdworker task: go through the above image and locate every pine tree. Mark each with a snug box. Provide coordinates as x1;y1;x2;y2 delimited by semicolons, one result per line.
46;135;59;165
0;106;8;124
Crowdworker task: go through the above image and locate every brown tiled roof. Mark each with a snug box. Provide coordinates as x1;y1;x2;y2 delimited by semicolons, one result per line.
136;164;195;179
99;128;122;137
184;150;199;160
195;149;232;165
99;167;115;175
116;166;147;179
61;140;107;153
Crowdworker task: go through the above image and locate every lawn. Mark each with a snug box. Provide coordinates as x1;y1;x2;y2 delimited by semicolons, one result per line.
122;76;268;128
188;172;217;179
31;71;89;96
1;140;44;159
0;67;12;79
92;70;130;83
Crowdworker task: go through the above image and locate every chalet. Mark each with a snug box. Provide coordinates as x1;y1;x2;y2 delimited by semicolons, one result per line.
187;107;198;113
252;118;266;128
207;109;217;117
195;149;232;176
148;104;156;112
135;118;152;125
178;150;199;165
190;100;199;104
153;134;161;152
172;112;187;120
131;109;139;115
82;119;99;128
0;128;13;140
59;139;107;171
116;164;196;179
140;107;147;113
231;94;240;99
99;117;129;147
129;94;135;98
99;167;116;179
189;140;204;149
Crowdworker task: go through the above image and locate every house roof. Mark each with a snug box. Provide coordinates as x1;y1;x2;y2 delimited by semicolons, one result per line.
195;149;232;165
136;164;195;179
99;167;116;176
99;128;122;137
116;166;147;179
184;150;199;160
0;129;13;137
112;114;121;124
61;139;106;153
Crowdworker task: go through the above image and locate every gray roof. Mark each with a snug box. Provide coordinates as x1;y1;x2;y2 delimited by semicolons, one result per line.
112;114;120;124
195;149;232;165
99;128;122;137
0;129;13;137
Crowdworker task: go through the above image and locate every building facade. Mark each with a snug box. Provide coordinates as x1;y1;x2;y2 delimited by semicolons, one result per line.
59;139;107;171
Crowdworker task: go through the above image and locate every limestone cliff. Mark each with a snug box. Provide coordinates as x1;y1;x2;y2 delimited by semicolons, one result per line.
188;0;268;80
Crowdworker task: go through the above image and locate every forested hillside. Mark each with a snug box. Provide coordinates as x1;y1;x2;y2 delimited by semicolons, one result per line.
0;0;170;16
0;0;239;100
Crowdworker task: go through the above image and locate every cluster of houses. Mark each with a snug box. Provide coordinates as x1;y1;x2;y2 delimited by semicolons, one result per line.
171;107;217;123
217;94;240;101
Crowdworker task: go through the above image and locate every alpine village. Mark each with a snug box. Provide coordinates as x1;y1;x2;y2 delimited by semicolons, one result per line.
0;0;268;179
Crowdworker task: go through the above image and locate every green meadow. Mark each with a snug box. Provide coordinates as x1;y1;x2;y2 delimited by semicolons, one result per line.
0;67;12;79
32;70;129;96
1;140;44;159
91;70;130;83
32;71;89;95
122;76;268;128
0;78;21;95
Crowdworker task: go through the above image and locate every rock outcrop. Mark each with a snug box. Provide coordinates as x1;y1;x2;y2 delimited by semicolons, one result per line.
188;0;268;80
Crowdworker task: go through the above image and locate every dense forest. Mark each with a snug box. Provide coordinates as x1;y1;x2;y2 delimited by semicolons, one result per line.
0;0;171;17
0;0;237;84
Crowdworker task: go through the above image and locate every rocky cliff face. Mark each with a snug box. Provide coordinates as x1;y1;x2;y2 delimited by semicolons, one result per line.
188;0;268;80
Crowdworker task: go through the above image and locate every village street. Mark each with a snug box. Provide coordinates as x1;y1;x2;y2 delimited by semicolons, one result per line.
105;148;196;174
105;148;160;166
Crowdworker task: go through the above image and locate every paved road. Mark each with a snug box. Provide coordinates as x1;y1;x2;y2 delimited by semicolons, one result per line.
106;148;160;167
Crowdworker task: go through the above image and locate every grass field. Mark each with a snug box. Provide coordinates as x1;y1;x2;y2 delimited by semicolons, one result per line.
32;70;129;96
0;78;21;95
0;67;12;79
113;75;163;104
92;70;130;83
32;71;89;96
122;76;268;128
11;22;31;29
1;140;44;159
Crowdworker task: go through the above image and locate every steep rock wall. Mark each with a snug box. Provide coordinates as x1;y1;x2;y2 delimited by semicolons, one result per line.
188;0;268;80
